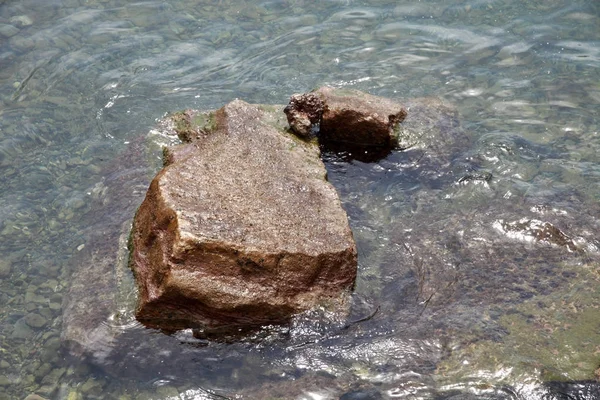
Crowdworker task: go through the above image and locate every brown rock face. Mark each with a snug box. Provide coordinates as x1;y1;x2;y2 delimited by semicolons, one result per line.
130;100;357;332
284;86;408;148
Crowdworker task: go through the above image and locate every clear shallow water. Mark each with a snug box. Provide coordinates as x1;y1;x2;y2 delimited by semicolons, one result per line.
0;0;599;399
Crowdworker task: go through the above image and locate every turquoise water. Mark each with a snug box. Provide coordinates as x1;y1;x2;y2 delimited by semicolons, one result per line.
1;0;599;399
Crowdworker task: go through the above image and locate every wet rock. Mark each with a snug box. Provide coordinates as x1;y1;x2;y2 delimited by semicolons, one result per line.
80;377;104;395
493;218;579;252
155;385;179;398
39;337;60;363
283;92;324;139
340;388;384;400
317;86;408;148
33;363;52;380
59;92;476;384
0;24;19;38
11;318;34;339
61;221;134;363
24;313;47;329
40;367;65;386
391;193;598;311
284;86;408;149
167;109;217;143
396;97;466;162
0;260;11;278
456;171;493;185
61;134;162;366
437;381;600;400
65;390;82;400
130;100;357;332
25;289;46;304
236;371;343;399
543;380;600;400
9;15;33;28
24;395;49;400
436;392;511;400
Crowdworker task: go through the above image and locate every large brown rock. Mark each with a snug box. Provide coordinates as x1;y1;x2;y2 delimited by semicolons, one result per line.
129;100;357;332
284;86;408;148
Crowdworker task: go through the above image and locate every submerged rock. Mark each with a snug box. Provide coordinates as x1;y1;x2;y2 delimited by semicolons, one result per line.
61;133;161;363
493;218;579;252
0;259;11;278
130;100;357;332
62;89;518;386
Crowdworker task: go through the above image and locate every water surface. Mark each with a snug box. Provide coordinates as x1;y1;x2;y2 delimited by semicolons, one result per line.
0;0;599;399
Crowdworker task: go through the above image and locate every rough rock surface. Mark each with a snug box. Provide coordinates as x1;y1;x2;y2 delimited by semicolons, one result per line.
284;86;408;148
283;93;324;139
129;100;357;332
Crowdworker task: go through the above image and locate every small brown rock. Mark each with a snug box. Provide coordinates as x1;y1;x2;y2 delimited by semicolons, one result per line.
317;86;408;147
283;93;324;139
284;86;407;148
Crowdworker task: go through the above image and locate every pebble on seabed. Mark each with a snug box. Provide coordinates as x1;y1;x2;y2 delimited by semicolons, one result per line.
24;394;49;400
0;260;12;278
24;313;48;329
0;24;20;38
9;15;34;28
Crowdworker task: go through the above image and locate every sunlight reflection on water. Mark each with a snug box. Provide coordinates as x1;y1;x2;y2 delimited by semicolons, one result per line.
1;0;600;398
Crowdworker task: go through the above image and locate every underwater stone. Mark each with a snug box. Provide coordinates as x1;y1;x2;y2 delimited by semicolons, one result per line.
35;386;55;397
130;99;357;332
39;337;60;363
60;133;166;372
80;377;104;395
156;385;180;398
11;318;34;339
0;24;19;38
25;290;46;304
340;388;384;400
33;363;52;380
493;218;579;252
0;260;11;278
24;394;49;400
24;313;47;329
9;15;33;28
40;367;65;386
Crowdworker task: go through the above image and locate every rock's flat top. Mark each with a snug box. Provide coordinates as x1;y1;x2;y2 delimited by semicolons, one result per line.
163;101;351;255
